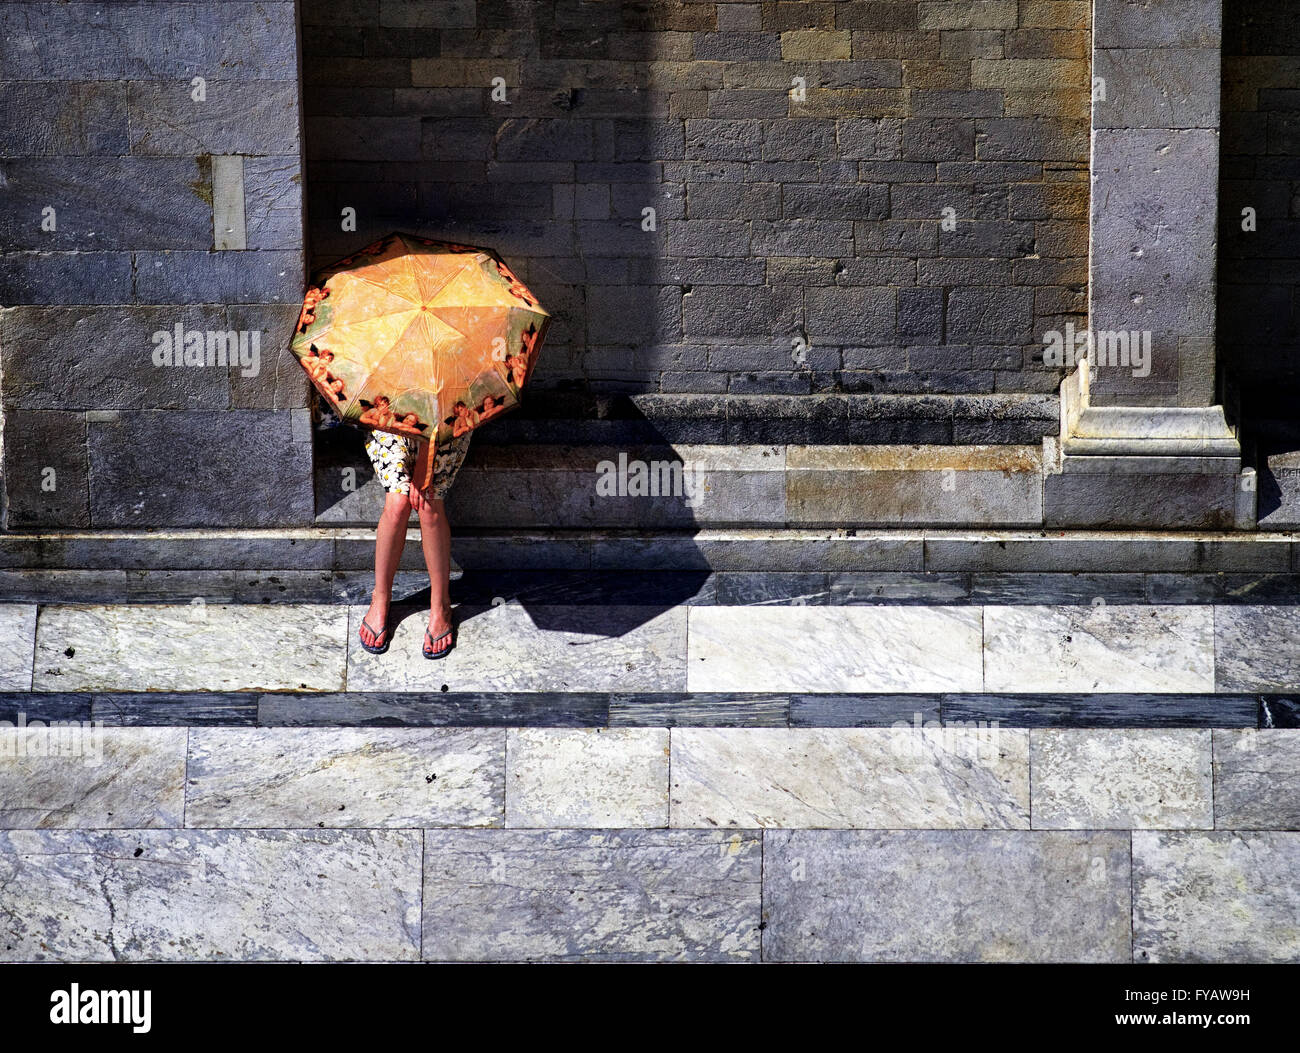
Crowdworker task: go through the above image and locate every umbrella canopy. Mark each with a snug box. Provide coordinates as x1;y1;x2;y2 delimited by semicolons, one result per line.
291;232;549;447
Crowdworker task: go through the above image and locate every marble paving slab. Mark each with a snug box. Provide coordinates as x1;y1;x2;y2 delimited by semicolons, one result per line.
1212;730;1300;829
670;728;1028;829
763;830;1131;962
1030;729;1213;830
422;829;761;962
0;727;186;828
0;828;422;961
1133;831;1300;963
345;604;688;692
0;605;37;691
685;606;984;692
984;605;1214;693
505;728;668;828
1215;606;1300;692
31;604;348;692
185;728;504;828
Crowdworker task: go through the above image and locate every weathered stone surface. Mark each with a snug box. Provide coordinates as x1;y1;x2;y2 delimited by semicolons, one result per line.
32;604;347;692
0;410;91;528
1212;729;1300;829
1030;729;1213;829
0;82;127;155
346;603;688;692
0;2;300;80
0;158;214;250
0;306;230;410
1092;48;1221;130
670;728;1029;828
686;606;984;691
0;728;186;828
0;606;37;691
186;728;504;828
984;604;1214;692
0;828;422;961
1215;606;1300;692
1133;832;1300;962
505;728;669;827
133;250;305;304
764;830;1131;962
422;829;761;961
128;81;300;156
87;411;314;527
786;444;1042;526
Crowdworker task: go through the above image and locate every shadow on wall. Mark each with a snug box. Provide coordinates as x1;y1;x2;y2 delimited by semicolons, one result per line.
1219;0;1300;443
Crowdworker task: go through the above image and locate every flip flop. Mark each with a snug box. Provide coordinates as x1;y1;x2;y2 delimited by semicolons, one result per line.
423;625;455;660
358;615;390;656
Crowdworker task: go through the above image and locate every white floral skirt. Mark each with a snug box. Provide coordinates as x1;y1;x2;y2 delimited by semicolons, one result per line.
364;430;472;500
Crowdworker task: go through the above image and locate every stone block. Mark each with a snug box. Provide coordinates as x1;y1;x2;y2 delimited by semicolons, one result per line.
1133;832;1300;962
0;829;421;961
0;410;90;528
764;829;1131;962
87;410;314;526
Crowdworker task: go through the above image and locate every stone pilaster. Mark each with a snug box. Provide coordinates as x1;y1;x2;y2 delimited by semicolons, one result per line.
1046;0;1251;529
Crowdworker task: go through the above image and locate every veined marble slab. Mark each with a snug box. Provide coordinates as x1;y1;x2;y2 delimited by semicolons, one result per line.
764;830;1131;962
0;605;37;690
422;829;761;962
32;604;348;692
1133;832;1300;962
186;728;503;828
0;727;186;828
505;728;668;828
346;604;688;692
1212;730;1300;829
670;728;1029;829
984;605;1214;693
0;828;422;961
1215;606;1300;692
1030;730;1213;829
685;606;984;692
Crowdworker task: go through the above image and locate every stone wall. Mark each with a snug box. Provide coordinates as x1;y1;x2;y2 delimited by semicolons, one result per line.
302;0;1088;444
1220;0;1300;432
0;1;310;529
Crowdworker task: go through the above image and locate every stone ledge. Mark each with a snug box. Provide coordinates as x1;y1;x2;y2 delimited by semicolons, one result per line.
0;527;1294;575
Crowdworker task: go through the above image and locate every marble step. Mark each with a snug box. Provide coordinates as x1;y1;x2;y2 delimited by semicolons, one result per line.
4;825;1297;961
8;600;1300;697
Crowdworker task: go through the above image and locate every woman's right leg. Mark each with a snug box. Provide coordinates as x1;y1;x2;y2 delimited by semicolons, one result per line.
359;490;411;649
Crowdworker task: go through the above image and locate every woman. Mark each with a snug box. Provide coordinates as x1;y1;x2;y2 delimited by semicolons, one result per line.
356;428;472;660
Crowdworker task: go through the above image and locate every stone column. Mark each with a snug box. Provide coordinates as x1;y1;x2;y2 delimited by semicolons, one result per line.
1046;0;1252;529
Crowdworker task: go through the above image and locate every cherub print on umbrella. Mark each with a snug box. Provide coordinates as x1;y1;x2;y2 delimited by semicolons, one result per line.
291;232;550;452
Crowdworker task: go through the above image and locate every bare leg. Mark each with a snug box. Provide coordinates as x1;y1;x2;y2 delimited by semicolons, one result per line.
359;491;411;648
415;496;453;643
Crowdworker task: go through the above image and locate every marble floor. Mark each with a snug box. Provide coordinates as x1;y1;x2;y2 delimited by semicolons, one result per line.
1;589;1299;962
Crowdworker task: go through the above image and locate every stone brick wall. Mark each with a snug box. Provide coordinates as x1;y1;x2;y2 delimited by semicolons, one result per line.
0;1;310;529
302;0;1088;444
1220;0;1300;432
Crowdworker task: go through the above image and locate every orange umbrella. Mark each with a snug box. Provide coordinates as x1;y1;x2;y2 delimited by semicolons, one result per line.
291;232;549;484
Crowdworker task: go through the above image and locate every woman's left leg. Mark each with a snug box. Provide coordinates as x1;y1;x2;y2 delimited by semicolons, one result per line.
414;495;454;646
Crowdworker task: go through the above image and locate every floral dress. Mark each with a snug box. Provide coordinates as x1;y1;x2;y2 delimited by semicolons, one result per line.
364;429;472;500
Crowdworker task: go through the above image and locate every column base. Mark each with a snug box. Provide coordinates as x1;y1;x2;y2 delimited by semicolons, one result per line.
1046;361;1253;530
